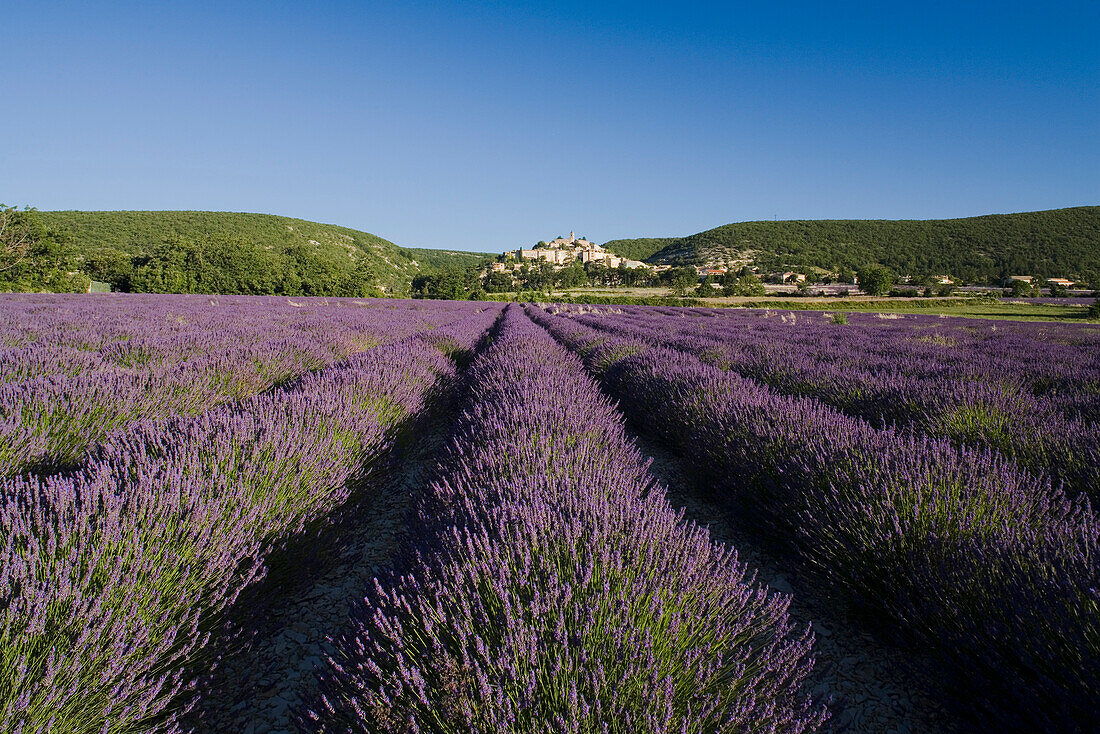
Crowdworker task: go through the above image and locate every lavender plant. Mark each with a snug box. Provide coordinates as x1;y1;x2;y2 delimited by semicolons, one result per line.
560;305;1100;504
529;305;1100;732
0;302;503;733
313;305;826;733
0;295;482;477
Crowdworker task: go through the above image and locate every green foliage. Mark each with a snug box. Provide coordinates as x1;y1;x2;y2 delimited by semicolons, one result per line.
857;265;896;296
410;265;482;300
600;236;677;262
0;207;89;293
695;275;717;296
1088;299;1100;320
1008;279;1034;297
664;266;698;296
31;210;490;296
720;272;766;296
831;312;848;325
603;207;1100;283
483;271;515;293
937;403;1014;451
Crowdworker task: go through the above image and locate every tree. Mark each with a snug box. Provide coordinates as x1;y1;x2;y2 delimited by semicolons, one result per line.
1008;278;1033;297
334;260;383;297
695;274;716;296
0;206;33;274
857;265;896;296
411;266;474;300
667;267;697;296
721;273;765;297
83;248;133;291
0;207;89;293
484;271;514;293
557;262;587;289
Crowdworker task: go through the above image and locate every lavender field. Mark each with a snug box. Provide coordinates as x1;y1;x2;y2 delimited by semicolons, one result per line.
2;294;1097;733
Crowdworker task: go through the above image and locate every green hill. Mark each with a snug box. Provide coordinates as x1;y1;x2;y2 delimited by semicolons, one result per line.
598;237;677;263
13;210;489;296
603;207;1100;284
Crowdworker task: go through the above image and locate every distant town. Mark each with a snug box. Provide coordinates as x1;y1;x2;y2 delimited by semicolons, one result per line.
493;232;651;272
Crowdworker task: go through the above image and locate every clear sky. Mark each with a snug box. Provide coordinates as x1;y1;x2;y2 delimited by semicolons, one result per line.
2;1;1097;253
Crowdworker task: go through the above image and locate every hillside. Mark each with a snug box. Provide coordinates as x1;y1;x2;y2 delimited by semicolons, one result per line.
30;210;490;295
598;237;677;263
603;207;1100;283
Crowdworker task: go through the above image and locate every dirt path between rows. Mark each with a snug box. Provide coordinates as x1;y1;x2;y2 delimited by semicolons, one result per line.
183;393;459;733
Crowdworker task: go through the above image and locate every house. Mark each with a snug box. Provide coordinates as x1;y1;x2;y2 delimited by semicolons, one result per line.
934;275;953;284
1047;278;1075;287
781;271;806;284
1005;275;1034;285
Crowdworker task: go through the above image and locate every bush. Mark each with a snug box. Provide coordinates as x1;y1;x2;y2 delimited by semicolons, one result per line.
857;265;896;296
1009;279;1034;297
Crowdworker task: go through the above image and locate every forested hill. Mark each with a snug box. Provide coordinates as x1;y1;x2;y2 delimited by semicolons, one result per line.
603;207;1100;283
598;237;678;263
20;210;489;295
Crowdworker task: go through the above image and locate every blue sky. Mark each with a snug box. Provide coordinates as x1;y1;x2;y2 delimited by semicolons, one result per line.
2;1;1097;252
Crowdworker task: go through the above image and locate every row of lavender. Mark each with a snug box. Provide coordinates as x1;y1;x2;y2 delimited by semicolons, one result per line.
312;305;827;733
559;306;1100;504
0;295;475;478
600;304;1100;422
0;299;502;734
528;305;1099;731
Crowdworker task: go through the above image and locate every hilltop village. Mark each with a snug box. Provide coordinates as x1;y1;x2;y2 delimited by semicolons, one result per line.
492;232;650;272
